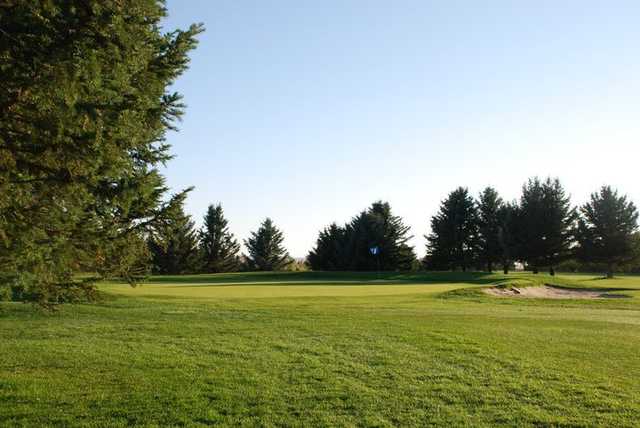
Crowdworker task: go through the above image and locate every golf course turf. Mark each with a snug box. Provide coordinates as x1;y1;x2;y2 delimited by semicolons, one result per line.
1;272;639;426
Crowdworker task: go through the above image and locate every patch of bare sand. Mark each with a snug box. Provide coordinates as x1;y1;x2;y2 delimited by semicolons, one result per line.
483;285;627;299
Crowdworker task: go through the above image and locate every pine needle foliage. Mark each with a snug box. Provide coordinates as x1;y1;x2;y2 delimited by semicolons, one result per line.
199;204;241;273
148;203;200;275
0;1;203;305
244;218;291;271
575;186;639;278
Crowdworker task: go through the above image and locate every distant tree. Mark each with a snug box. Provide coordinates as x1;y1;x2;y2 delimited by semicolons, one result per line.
199;204;241;273
477;187;504;272
517;178;546;273
244;218;291;271
147;204;200;275
630;234;640;273
342;211;373;270
344;201;417;271
369;201;417;271
0;2;202;305
496;202;520;274
308;202;415;271
236;254;253;272
519;177;577;275
307;223;348;271
425;187;479;271
575;186;639;278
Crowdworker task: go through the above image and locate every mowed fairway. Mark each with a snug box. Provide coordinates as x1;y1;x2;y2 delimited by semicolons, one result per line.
1;272;640;427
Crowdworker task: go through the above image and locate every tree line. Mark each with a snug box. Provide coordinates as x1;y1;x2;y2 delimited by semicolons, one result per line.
2;3;639;306
127;178;640;279
308;178;640;279
147;204;292;274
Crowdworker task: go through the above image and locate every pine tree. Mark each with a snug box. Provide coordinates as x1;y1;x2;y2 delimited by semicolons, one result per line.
519;177;576;275
148;204;200;275
541;178;578;275
345;201;416;271
575;186;639;278
0;2;203;305
342;211;372;270
477;187;504;272
425;187;479;271
199;204;241;273
308;202;416;271
496;202;519;274
307;223;348;271
517;178;546;273
244;218;291;271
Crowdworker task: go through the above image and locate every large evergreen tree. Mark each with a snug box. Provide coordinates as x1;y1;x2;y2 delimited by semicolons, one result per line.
477;187;504;272
575;186;639;278
308;202;416;271
518;177;576;275
199;204;241;273
344;201;416;271
516;178;546;273
244;218;291;271
0;2;202;304
307;223;348;271
147;203;200;275
425;187;479;271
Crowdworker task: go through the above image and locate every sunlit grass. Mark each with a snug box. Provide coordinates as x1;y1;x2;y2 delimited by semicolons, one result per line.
1;271;640;426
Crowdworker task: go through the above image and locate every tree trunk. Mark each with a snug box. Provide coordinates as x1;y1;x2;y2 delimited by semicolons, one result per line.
606;263;614;279
487;260;493;273
549;266;555;276
503;264;509;274
532;266;538;274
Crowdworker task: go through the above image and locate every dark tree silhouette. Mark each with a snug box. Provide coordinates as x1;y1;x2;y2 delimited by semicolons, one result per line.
307;223;348;271
425;187;479;271
308;201;416;271
518;177;576;275
575;186;639;278
496;202;520;274
245;218;291;271
477;187;504;272
200;204;241;273
148;204;200;275
345;202;416;271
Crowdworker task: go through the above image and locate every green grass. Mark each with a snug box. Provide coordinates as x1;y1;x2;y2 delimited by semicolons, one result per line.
1;272;640;426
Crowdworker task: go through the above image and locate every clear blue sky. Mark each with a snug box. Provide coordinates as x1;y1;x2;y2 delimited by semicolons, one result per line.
161;0;639;258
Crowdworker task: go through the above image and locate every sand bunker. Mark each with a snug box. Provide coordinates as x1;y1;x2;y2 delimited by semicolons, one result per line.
484;285;627;299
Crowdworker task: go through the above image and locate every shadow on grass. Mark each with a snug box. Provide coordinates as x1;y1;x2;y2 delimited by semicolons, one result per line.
552;285;637;293
142;271;500;287
574;273;640;281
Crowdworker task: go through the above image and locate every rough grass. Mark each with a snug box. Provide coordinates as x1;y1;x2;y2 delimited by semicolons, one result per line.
1;272;640;427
